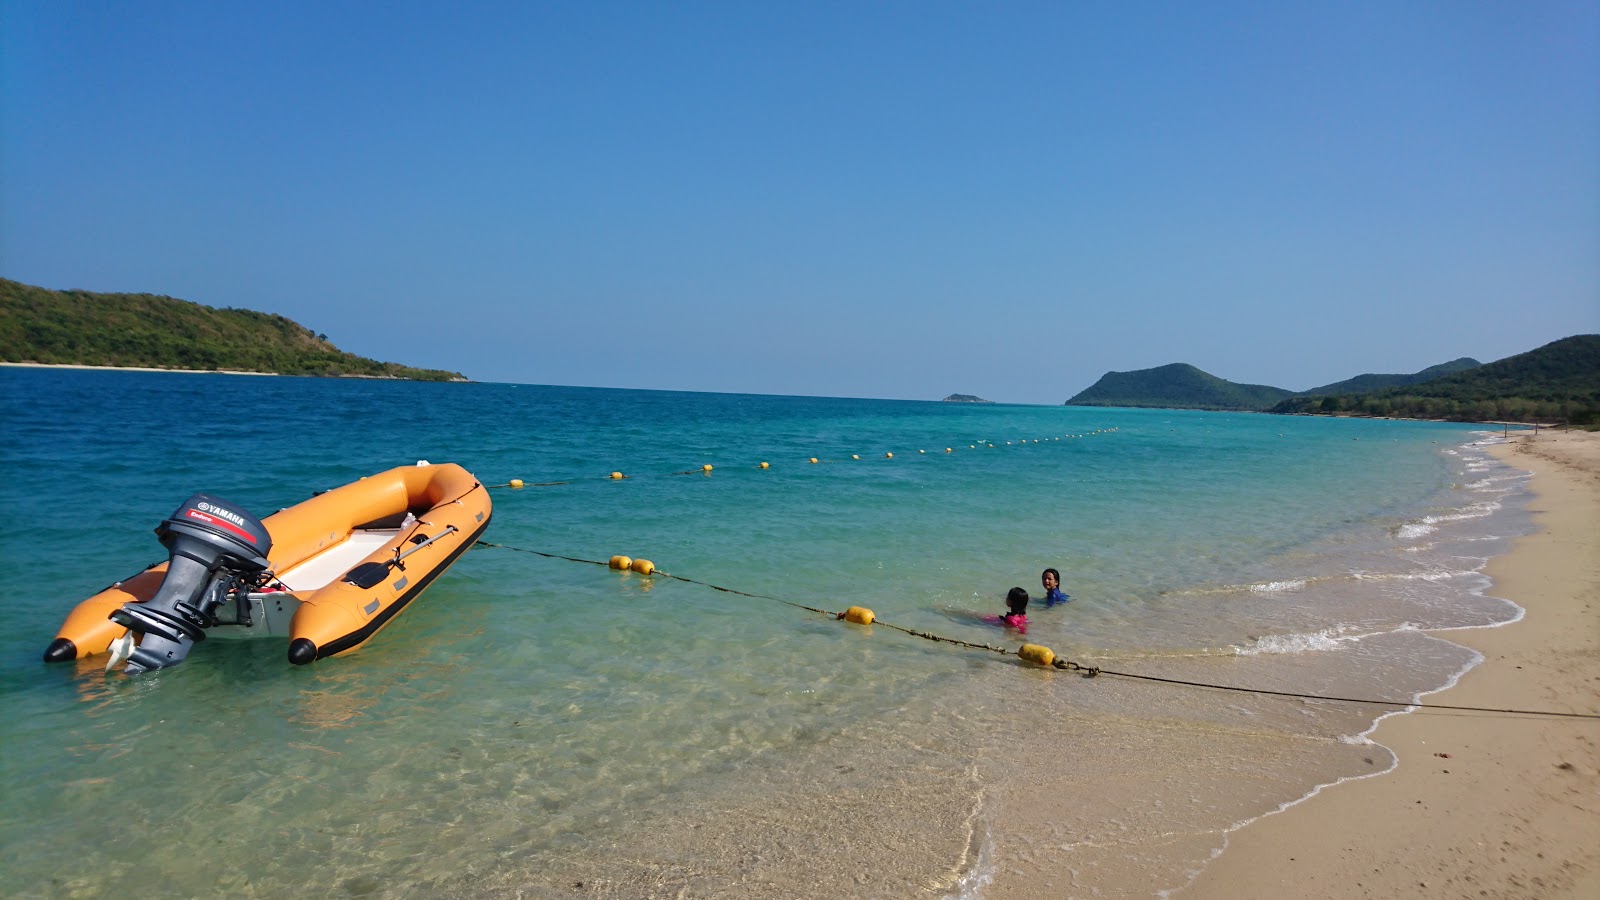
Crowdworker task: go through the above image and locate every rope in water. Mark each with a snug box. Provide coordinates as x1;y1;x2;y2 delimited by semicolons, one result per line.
472;540;1600;721
481;429;1120;489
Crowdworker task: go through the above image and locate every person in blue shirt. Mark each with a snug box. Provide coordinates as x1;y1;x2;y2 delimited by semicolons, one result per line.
1040;567;1070;606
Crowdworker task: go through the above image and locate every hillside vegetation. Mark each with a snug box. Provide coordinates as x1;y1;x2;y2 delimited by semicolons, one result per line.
0;279;466;381
1272;335;1600;425
1066;363;1294;411
1302;357;1481;396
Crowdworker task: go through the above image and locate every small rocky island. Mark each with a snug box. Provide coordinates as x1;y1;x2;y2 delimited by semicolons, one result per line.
942;393;993;403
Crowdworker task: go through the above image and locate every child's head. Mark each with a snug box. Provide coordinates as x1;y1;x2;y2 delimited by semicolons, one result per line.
1006;587;1029;615
1041;568;1060;591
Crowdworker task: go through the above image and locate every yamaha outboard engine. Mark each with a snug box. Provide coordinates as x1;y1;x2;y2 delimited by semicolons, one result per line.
110;494;272;674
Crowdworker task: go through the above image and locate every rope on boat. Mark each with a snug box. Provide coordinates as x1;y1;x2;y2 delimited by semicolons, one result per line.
481;429;1121;489
471;541;1600;721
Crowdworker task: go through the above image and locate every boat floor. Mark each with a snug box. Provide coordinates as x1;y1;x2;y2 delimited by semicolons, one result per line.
276;530;399;591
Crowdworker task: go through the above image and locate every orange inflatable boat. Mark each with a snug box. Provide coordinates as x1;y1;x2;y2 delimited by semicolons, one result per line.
44;462;492;674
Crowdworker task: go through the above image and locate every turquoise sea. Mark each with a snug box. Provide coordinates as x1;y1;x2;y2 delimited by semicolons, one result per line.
0;369;1532;897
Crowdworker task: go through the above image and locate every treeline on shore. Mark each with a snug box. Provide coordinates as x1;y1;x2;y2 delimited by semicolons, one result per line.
1270;335;1598;426
0;279;466;382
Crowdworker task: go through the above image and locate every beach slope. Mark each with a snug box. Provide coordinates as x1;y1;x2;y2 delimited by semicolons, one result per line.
1182;430;1600;898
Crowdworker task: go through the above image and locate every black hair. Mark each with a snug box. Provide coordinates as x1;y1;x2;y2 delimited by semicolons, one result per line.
1006;587;1029;615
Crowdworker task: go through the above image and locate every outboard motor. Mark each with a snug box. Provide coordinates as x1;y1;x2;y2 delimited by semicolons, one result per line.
110;494;272;674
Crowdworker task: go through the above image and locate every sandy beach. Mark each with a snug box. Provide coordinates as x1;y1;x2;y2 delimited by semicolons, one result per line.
1181;429;1600;898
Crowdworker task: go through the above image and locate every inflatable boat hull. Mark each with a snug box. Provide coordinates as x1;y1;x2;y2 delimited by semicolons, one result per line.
46;463;491;668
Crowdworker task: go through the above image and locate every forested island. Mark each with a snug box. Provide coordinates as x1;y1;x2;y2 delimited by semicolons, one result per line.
1066;363;1294;411
1066;336;1597;426
0;279;466;381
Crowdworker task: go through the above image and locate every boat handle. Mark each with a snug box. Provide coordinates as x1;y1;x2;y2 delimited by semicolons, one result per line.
393;524;459;563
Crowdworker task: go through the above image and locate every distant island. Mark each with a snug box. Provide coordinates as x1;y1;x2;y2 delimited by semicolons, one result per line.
1067;363;1295;411
1065;335;1598;427
0;278;466;381
942;393;993;403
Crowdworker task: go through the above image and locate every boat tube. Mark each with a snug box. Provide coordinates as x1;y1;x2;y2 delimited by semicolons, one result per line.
44;462;492;674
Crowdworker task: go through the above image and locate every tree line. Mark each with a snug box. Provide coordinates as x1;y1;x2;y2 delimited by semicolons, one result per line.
1;279;466;382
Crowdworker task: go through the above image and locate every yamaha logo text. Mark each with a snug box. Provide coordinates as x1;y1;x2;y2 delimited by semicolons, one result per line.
195;502;246;527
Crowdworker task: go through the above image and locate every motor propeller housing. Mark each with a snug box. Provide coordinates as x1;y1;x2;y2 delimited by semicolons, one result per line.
110;494;272;674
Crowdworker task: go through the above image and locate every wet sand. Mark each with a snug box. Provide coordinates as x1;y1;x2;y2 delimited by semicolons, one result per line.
1181;429;1600;898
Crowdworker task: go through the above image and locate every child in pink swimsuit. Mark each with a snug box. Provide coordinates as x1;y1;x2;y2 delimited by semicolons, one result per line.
983;587;1029;634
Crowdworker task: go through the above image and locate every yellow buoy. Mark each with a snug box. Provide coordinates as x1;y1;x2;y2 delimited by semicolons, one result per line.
630;558;655;575
703;464;714;472
1018;644;1055;666
610;471;624;480
843;606;875;625
851;454;860;460
509;479;525;489
809;457;819;464
609;555;632;570
759;461;769;469
884;452;893;458
946;448;953;453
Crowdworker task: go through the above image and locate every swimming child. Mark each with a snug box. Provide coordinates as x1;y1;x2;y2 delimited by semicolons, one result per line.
1041;567;1069;606
983;587;1029;634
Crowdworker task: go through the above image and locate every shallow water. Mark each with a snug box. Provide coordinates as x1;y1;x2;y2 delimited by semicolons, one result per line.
0;370;1530;897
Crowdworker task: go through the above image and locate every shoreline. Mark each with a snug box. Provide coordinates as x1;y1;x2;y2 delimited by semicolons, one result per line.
0;361;467;381
1179;429;1600;898
0;361;281;376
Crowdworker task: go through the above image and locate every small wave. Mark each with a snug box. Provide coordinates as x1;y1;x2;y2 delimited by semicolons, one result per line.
1233;628;1354;655
1430;501;1500;523
1464;472;1528;491
1163;576;1323;598
1351;569;1475;583
1393;499;1501;541
1248;579;1306;593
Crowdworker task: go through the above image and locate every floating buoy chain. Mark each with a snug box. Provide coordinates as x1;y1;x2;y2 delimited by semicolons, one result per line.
656;571;836;618
874;621;1010;656
473;542;1026;659
488;428;1123;489
472;540;610;568
472;539;1600;719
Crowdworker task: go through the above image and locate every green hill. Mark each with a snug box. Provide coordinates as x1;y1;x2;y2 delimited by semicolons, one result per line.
1065;363;1294;411
0;278;466;381
1272;335;1600;425
1303;357;1481;396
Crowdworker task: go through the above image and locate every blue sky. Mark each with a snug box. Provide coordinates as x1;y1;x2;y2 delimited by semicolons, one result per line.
3;1;1596;403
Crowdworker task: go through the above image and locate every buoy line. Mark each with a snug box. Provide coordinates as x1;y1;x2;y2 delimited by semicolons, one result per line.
472;541;1600;721
485;428;1120;489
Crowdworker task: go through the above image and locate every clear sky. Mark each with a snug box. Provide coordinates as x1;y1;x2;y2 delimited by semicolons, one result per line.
3;1;1596;403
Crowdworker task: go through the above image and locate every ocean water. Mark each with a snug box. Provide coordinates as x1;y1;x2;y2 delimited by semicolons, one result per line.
0;369;1532;898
